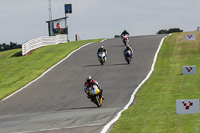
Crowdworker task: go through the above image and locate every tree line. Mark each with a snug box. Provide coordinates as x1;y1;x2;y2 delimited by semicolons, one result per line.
0;42;22;52
157;28;183;34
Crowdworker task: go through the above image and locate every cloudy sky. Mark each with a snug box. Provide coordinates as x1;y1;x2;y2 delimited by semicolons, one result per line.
0;0;200;44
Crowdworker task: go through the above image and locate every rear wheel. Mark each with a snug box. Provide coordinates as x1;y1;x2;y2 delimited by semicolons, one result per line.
123;39;127;46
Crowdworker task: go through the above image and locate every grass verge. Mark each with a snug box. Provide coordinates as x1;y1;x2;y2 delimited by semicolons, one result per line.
0;39;103;100
111;31;200;133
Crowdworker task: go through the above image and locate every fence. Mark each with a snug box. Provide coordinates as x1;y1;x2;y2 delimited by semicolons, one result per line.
22;34;68;56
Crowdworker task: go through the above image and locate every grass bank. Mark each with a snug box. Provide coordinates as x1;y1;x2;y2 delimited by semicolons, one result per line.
0;39;103;100
111;32;200;133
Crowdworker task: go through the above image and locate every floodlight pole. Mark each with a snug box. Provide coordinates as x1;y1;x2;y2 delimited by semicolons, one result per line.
48;0;52;21
65;13;69;40
48;0;53;36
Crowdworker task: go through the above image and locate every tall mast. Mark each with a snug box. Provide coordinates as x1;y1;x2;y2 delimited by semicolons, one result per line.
48;0;52;21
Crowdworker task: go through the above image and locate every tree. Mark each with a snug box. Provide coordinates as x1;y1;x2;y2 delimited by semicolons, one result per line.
2;43;10;51
157;28;183;34
114;35;121;38
157;29;169;34
168;28;183;33
0;42;22;52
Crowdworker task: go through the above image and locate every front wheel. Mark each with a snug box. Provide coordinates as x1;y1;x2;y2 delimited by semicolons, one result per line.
100;58;105;65
125;57;130;64
95;95;102;107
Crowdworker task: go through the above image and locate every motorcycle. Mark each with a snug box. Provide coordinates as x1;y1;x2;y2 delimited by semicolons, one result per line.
124;50;132;64
88;85;103;107
98;52;106;65
121;34;129;46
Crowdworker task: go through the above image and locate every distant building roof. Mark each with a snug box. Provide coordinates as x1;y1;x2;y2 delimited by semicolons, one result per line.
46;16;68;23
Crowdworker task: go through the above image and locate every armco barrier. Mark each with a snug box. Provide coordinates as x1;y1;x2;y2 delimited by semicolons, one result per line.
22;34;68;56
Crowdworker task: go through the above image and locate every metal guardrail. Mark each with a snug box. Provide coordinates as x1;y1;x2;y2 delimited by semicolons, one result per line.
22;34;68;56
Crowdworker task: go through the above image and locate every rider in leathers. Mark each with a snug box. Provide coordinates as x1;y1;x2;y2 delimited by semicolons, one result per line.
121;30;130;37
97;46;107;61
121;30;130;45
84;76;104;100
123;44;133;60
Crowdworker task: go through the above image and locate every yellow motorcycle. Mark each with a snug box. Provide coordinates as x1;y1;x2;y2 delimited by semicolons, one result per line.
88;85;103;107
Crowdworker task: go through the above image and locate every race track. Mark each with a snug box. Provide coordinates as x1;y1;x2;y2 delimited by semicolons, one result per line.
0;34;167;133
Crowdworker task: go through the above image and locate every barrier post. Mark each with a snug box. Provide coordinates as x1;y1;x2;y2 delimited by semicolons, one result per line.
25;44;26;56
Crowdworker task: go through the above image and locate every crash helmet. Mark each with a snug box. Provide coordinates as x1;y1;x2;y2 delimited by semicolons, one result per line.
86;76;92;83
124;30;127;32
100;46;104;49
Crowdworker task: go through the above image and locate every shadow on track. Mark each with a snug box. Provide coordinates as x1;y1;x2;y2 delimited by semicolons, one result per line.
81;64;102;67
64;106;100;110
106;63;128;66
112;45;124;47
81;63;128;67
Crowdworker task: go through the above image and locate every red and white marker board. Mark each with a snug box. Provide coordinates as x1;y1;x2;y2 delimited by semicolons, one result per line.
182;66;196;74
185;34;195;40
176;99;199;114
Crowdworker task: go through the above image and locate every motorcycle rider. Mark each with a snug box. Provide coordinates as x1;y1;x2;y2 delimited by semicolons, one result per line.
121;30;130;37
84;76;104;100
97;46;107;61
123;44;133;60
121;30;130;45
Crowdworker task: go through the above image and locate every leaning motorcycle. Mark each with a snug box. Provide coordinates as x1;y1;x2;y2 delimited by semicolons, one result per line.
121;34;129;46
98;52;106;65
88;85;103;107
124;50;132;64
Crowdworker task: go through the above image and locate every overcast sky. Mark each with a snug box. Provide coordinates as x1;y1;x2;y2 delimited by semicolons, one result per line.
0;0;200;44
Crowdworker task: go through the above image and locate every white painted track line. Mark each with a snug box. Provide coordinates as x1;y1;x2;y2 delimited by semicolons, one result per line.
100;34;171;133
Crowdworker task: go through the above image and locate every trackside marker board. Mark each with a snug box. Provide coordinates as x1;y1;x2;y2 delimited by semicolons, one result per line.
182;66;196;74
176;99;199;114
185;34;195;40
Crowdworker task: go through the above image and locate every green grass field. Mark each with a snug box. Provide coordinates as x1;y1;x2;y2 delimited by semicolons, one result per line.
0;39;103;100
111;32;200;133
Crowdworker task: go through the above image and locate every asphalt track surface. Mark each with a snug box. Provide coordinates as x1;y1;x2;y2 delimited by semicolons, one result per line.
0;34;167;133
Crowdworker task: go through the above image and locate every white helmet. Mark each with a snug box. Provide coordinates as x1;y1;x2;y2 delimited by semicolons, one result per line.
86;76;92;83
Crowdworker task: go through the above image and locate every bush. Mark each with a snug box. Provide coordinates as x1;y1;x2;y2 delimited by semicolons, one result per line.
157;28;183;34
114;35;121;38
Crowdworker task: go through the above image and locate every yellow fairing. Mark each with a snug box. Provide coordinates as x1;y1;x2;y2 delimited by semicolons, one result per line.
100;58;105;62
99;96;102;104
